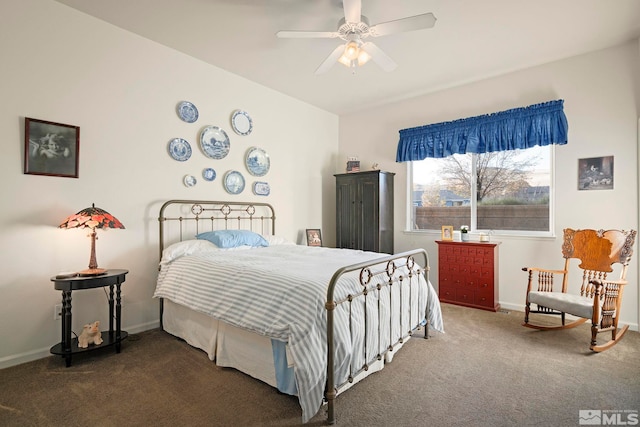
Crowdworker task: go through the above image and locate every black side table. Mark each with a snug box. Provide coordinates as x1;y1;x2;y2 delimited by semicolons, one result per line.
50;269;129;367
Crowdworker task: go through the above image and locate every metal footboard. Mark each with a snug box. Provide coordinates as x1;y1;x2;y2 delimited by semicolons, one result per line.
324;249;431;425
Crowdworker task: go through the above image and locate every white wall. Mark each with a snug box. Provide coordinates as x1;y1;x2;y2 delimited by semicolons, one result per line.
338;41;640;329
0;0;338;368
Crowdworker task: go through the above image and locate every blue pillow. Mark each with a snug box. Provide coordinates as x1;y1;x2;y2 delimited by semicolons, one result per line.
196;230;269;248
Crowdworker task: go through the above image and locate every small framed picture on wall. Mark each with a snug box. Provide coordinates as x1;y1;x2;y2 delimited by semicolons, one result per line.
441;225;454;241
24;117;80;178
306;229;322;247
578;156;613;190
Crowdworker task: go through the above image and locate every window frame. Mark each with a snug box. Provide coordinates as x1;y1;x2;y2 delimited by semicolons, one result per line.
405;146;556;238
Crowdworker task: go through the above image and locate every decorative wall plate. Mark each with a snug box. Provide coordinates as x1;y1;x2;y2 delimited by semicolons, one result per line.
202;168;216;181
177;101;198;123
200;126;230;159
245;147;270;176
168;138;192;161
231;110;253;136
183;174;197;187
223;170;245;194
253;181;270;196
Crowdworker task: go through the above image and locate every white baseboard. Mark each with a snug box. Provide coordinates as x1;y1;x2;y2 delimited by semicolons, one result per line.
0;320;160;370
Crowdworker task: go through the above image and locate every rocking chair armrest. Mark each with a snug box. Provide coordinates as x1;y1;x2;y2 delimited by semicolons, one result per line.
522;267;568;295
589;278;628;290
589;278;628;326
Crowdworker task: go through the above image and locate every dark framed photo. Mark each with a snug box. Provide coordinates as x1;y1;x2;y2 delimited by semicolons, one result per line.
306;229;322;247
578;156;613;191
24;117;80;178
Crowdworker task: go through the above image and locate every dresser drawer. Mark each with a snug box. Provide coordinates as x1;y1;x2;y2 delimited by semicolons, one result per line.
475;282;494;307
455;288;475;305
438;284;456;302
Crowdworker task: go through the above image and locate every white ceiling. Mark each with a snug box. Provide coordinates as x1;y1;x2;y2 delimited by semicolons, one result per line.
54;0;640;115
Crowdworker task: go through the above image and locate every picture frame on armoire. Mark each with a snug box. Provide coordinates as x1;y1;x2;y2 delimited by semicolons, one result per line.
24;117;79;178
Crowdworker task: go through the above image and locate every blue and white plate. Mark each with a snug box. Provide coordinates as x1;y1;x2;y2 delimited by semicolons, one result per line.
168;138;192;161
200;126;230;159
183;174;197;187
223;170;245;195
245;147;270;176
177;101;198;123
231;110;253;136
202;168;216;181
253;181;270;196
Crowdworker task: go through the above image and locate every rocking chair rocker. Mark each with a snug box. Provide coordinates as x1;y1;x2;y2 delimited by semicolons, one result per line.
522;228;636;352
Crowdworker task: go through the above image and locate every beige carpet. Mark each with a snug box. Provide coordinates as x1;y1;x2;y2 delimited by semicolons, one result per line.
1;303;639;426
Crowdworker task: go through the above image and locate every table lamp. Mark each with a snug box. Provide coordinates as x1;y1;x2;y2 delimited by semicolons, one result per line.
59;203;125;276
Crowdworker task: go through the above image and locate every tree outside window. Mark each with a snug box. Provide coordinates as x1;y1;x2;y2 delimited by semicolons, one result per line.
410;145;551;234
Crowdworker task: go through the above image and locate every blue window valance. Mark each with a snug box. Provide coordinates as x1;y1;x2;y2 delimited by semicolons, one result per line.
396;100;568;162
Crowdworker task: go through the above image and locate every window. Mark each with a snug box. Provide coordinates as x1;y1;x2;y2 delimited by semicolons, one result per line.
409;145;552;235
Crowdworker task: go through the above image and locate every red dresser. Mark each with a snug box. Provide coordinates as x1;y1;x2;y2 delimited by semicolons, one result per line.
436;240;500;312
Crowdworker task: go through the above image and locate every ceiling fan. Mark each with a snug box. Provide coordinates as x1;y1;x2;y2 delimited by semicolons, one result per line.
276;0;436;74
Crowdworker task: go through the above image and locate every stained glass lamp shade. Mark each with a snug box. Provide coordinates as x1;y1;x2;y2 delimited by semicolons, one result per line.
59;203;125;276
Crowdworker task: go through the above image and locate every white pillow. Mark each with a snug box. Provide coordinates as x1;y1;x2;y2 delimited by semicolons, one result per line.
161;239;216;263
161;239;258;264
263;235;295;246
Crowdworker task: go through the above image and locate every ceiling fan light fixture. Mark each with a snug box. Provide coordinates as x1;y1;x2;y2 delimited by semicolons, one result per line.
357;50;371;66
337;55;353;68
338;40;370;69
343;41;360;61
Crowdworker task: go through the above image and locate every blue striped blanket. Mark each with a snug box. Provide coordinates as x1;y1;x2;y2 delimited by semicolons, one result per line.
155;244;443;423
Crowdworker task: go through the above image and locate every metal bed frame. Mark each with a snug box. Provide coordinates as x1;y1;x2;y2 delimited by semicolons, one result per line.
157;200;432;425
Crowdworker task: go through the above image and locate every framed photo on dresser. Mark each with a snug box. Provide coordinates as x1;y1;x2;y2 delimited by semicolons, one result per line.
441;225;454;241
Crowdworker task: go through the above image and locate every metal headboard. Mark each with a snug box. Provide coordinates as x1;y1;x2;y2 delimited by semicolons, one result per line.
158;199;276;261
157;200;276;327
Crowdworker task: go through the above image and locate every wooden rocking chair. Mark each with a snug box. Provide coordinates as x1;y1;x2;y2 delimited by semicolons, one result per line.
522;228;636;352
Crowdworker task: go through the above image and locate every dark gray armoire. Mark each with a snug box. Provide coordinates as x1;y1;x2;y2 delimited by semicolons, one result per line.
335;170;394;254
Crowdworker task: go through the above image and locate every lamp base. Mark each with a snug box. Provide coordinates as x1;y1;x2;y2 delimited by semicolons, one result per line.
78;268;107;277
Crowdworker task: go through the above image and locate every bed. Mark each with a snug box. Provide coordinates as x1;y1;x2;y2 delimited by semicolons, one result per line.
154;200;444;424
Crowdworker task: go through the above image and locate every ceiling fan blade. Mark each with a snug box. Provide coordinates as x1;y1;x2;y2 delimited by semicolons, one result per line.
369;13;437;37
276;30;338;39
315;44;345;75
361;42;397;72
343;0;362;23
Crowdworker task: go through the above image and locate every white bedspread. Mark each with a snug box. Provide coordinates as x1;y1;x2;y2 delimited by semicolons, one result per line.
154;244;443;423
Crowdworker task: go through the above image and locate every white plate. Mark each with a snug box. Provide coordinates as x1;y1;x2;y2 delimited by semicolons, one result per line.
202;168;216;181
168;138;192;161
231;110;253;136
253;181;270;196
183;174;197;187
223;170;245;194
177;101;198;123
200;126;230;159
245;147;270;176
